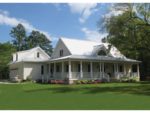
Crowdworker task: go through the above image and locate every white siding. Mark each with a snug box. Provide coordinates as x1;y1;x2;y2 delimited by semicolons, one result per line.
23;62;48;80
9;62;24;80
52;39;71;59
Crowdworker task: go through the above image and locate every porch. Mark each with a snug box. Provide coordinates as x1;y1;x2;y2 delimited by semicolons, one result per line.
45;59;140;82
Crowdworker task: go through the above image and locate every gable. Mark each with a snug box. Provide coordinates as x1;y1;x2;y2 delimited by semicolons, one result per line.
12;47;50;62
51;39;71;59
25;47;50;60
61;37;100;56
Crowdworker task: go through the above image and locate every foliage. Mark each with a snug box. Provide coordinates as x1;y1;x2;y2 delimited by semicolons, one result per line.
26;30;53;56
10;24;26;51
120;76;140;82
0;42;16;79
10;24;53;56
98;3;150;79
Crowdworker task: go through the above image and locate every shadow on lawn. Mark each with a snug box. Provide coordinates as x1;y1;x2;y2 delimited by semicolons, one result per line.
25;86;80;93
25;83;150;96
83;85;150;96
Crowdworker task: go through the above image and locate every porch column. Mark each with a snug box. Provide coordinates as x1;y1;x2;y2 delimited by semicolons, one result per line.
49;63;51;79
54;62;56;78
129;64;132;77
102;62;104;78
80;61;83;79
99;62;101;78
137;64;140;78
116;63;118;78
124;63;126;75
47;63;50;82
61;61;64;79
90;62;93;79
68;60;72;79
114;63;116;77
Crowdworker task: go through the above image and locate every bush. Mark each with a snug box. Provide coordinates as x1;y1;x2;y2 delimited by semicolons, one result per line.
120;76;139;82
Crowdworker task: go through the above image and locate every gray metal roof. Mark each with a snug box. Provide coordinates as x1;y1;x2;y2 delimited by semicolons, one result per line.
50;55;141;63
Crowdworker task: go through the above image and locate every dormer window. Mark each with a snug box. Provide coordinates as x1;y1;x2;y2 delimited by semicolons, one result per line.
97;50;107;56
60;49;63;57
37;52;40;58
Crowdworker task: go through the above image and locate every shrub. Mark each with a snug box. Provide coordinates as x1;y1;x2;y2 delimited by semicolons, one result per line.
120;76;129;82
75;80;81;84
120;76;139;82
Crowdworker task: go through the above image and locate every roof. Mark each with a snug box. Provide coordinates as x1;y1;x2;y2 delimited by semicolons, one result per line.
9;46;50;65
60;37;126;58
13;46;50;59
9;59;49;65
49;55;141;63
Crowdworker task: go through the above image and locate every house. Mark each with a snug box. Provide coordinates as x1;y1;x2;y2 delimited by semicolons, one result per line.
9;37;141;84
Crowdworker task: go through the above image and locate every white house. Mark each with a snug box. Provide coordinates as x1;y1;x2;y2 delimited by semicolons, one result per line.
9;37;141;84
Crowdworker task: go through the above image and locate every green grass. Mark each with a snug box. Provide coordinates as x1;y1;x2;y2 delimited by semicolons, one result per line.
0;82;150;110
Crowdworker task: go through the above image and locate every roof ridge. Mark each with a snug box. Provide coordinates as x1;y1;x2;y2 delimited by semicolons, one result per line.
60;37;101;43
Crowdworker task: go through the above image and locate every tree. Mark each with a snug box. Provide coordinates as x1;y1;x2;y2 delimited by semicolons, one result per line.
98;3;150;80
10;23;26;51
10;24;53;56
26;30;53;56
0;42;16;79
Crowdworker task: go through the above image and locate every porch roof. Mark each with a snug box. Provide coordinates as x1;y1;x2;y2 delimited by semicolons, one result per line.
49;55;141;63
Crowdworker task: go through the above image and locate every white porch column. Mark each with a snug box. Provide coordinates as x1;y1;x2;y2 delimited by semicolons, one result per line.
80;61;83;79
102;62;104;78
54;62;56;78
129;64;132;77
68;60;72;79
47;63;50;82
124;63;126;75
49;63;51;79
61;61;64;79
114;64;116;74
99;62;101;78
116;64;119;79
90;62;93;79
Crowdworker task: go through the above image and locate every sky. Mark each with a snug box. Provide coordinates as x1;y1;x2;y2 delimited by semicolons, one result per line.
0;3;111;47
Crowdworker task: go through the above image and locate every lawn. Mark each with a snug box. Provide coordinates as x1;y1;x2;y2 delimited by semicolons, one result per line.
0;82;150;110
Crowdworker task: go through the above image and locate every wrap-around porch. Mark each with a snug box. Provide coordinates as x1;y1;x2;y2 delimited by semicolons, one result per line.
47;59;140;82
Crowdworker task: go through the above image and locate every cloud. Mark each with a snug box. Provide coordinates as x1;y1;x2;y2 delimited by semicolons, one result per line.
81;27;108;42
0;10;51;40
68;3;98;23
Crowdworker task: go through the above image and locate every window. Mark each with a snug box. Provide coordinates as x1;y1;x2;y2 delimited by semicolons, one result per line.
78;64;80;72
47;64;49;73
119;65;123;72
60;49;63;57
16;53;18;61
97;50;107;56
56;65;60;72
66;65;69;72
37;52;40;58
132;65;137;72
41;65;44;75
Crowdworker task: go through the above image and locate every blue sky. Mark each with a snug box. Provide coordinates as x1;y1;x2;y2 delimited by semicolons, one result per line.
0;3;111;47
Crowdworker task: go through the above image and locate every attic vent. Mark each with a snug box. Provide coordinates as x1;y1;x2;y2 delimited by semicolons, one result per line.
97;50;107;56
